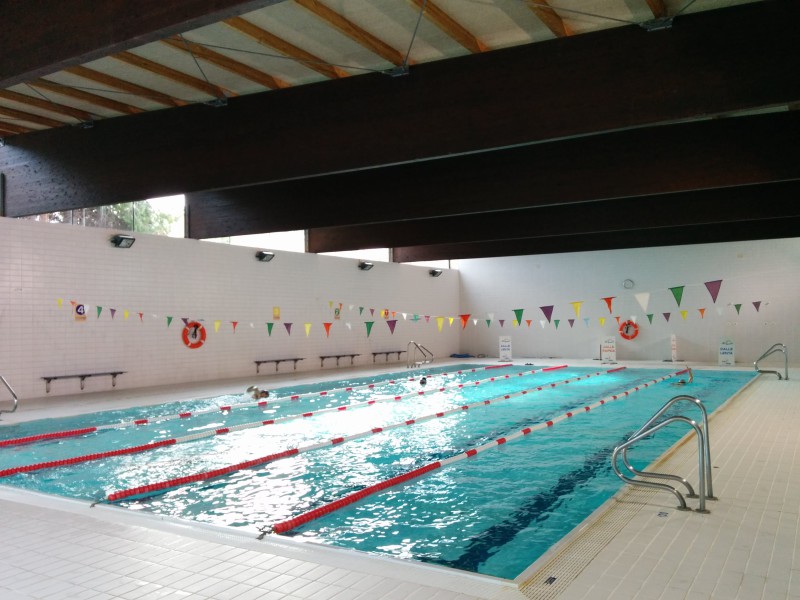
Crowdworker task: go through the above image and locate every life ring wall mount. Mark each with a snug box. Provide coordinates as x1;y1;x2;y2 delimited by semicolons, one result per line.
182;321;207;349
619;319;639;341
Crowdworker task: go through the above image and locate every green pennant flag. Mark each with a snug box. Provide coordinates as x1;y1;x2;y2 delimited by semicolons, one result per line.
554;319;560;329
485;319;491;328
266;322;274;336
647;314;654;324
365;321;374;337
734;303;742;314
359;306;364;315
166;316;173;327
96;306;103;318
669;286;685;306
513;308;524;325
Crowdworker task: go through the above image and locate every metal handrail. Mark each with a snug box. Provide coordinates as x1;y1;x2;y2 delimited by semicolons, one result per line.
0;375;19;417
754;343;788;380
612;394;712;513
406;341;434;368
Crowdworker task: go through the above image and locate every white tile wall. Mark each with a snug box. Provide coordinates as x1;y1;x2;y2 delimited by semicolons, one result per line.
0;217;460;400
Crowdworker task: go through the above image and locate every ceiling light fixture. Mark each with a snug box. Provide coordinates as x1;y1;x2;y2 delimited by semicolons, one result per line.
429;269;443;277
110;234;135;248
358;261;374;271
255;250;275;262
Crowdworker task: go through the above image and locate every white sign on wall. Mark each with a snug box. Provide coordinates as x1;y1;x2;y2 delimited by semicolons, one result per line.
601;337;617;363
718;339;735;366
499;336;512;362
670;334;678;362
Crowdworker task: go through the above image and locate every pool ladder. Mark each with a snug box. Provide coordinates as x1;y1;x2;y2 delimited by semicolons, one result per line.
0;375;19;418
612;395;714;513
407;341;434;368
754;342;788;380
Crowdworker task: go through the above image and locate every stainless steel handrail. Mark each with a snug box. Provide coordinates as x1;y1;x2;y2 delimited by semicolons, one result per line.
406;341;434;368
754;343;788;380
612;394;712;513
0;375;19;417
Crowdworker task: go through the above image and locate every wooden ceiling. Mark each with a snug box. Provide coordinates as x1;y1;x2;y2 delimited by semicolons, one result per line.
1;0;798;261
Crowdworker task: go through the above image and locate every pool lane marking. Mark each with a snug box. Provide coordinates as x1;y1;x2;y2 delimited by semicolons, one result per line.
268;368;689;535
0;363;545;448
103;366;612;502
0;365;567;479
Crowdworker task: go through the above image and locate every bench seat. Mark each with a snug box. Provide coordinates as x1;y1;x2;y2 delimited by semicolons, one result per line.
320;354;360;368
371;350;407;362
255;358;304;374
42;371;125;393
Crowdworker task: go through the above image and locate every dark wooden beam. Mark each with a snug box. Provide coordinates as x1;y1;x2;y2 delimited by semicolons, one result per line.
0;1;288;88
1;1;798;215
392;216;800;262
307;181;800;252
185;111;800;238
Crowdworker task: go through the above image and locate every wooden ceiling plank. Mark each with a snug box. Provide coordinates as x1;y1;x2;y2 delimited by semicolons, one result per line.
224;16;348;79
0;0;290;89
0;122;34;135
64;65;187;107
162;36;289;90
0;105;68;129
0;90;95;122
112;51;233;99
27;79;143;115
645;0;668;19
293;0;407;66
527;0;572;37
408;0;487;53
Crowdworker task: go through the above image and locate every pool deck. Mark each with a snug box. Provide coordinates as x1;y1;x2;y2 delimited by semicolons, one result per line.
0;359;797;600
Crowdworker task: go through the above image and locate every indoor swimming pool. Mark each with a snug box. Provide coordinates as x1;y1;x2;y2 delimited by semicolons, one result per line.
0;364;757;579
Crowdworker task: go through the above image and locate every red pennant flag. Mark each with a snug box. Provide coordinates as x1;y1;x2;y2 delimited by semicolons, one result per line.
323;322;332;337
602;297;615;313
525;319;532;327
138;312;143;322
231;321;238;333
698;308;706;318
615;316;621;325
460;314;471;329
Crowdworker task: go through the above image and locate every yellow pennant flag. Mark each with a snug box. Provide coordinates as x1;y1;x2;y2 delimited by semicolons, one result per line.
680;310;688;320
214;320;221;333
512;320;518;328
599;317;606;327
57;298;63;308
304;323;312;337
436;317;444;332
123;310;130;320
448;317;454;326
571;301;583;318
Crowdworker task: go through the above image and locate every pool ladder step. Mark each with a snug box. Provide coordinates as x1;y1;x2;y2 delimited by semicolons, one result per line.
612;394;714;513
754;342;788;380
406;341;434;368
0;375;18;418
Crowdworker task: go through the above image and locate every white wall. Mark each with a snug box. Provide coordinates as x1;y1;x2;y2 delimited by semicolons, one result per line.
0;217;460;399
454;240;800;366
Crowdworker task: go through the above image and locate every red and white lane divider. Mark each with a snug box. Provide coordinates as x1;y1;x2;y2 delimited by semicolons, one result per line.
0;365;566;480
105;366;616;503
0;365;517;448
268;368;689;534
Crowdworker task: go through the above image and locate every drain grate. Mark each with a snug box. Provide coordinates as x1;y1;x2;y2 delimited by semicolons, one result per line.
518;487;658;600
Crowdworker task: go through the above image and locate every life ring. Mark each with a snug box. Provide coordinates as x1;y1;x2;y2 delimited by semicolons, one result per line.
619;320;639;341
182;321;207;349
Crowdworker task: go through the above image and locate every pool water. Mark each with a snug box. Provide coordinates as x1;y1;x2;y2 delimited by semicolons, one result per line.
0;365;756;579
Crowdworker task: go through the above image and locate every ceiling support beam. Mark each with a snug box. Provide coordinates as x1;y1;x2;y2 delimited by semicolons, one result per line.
307;181;800;255
184;111;800;239
1;1;799;215
0;0;289;89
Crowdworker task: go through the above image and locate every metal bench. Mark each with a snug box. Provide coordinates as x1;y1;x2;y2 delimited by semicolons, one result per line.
371;350;407;363
254;358;304;374
42;371;125;393
320;354;360;368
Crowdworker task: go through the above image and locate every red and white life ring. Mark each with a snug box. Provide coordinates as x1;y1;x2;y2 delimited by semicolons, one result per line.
182;321;207;349
619;320;639;341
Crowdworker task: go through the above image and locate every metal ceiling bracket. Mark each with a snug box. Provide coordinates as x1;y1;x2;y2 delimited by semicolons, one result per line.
640;17;674;31
73;120;94;130
205;97;228;108
385;65;409;78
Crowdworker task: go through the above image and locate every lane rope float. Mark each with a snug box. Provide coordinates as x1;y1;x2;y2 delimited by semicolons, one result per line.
267;368;689;534
0;364;558;448
619;319;639;340
182;321;207;349
104;366;614;502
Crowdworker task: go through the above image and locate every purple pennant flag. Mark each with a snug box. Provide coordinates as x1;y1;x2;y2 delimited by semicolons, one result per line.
663;312;671;322
181;317;189;327
498;319;505;328
110;308;117;319
753;301;761;312
540;305;554;323
387;319;397;334
284;322;293;335
568;319;575;328
704;280;723;303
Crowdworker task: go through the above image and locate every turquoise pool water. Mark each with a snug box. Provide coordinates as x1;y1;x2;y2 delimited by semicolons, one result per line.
0;365;756;579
